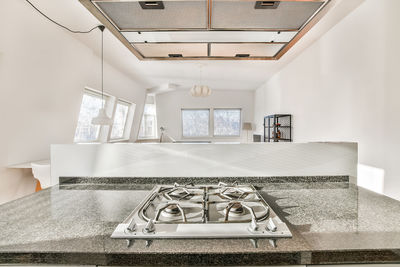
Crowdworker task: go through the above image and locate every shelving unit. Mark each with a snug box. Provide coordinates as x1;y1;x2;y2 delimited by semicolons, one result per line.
264;114;292;142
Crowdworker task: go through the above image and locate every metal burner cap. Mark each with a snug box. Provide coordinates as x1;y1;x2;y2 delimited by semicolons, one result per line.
164;204;180;215
224;203;245;216
160;204;183;219
230;203;244;214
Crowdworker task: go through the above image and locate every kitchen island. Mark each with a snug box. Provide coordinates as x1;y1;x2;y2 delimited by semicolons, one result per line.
0;177;399;266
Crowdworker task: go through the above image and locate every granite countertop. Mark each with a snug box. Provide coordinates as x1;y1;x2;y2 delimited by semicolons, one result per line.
0;177;400;266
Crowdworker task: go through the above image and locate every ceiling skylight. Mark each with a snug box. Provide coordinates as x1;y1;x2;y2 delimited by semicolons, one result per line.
80;0;332;60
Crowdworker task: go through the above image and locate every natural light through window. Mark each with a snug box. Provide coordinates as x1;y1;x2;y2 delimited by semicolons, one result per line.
139;104;157;138
214;109;241;136
182;109;210;137
74;92;105;142
110;100;130;140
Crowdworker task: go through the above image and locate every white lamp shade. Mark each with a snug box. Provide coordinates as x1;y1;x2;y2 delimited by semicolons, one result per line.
195;85;202;96
91;108;113;125
190;85;212;97
190;85;196;96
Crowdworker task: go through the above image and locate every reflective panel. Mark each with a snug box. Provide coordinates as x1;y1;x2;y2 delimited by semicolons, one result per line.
95;0;208;30
210;43;284;57
134;43;208;57
211;0;324;30
123;31;296;43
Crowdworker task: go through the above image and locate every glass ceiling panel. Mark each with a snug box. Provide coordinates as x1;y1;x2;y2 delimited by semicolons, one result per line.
211;0;324;30
96;0;207;30
123;31;296;43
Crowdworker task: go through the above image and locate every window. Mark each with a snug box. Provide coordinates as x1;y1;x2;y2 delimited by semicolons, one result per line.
182;109;210;137
74;89;136;143
74;91;107;142
213;109;241;136
139;104;157;138
110;100;131;140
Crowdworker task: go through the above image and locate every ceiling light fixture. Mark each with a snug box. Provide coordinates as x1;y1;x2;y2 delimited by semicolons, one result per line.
92;26;113;126
190;65;211;97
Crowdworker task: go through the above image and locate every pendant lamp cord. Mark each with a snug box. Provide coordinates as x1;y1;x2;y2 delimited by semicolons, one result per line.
100;26;105;109
25;0;107;107
199;65;202;85
25;0;101;34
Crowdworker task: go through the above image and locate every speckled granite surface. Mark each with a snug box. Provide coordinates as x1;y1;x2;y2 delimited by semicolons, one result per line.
0;178;400;266
60;175;350;185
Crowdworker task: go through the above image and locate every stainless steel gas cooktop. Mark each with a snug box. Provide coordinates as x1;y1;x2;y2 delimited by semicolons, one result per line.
112;182;292;243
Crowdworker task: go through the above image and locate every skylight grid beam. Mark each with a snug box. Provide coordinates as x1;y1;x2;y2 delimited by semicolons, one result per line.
118;28;300;32
208;0;212;30
130;42;288;44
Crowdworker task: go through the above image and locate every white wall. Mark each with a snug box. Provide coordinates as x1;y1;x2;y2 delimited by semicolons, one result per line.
156;90;254;142
0;0;147;204
51;142;357;183
253;0;400;200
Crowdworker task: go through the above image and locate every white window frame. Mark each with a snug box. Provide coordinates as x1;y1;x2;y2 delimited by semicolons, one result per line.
74;88;111;143
109;99;134;141
213;108;242;137
181;108;211;139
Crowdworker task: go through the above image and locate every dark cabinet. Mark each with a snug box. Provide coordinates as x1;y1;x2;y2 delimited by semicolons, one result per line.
264;114;292;142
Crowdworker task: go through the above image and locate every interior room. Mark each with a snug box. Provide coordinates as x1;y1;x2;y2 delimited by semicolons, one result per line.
0;0;399;266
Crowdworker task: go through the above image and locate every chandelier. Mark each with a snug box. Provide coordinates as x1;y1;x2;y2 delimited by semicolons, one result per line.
190;65;211;97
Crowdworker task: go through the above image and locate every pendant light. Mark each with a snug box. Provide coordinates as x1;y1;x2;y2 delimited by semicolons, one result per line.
92;25;113;126
190;64;212;97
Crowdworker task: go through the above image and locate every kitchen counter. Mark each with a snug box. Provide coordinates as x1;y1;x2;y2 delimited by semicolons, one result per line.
0;177;399;266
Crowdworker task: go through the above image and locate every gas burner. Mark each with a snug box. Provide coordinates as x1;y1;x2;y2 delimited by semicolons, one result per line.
161;204;181;218
163;183;194;200
221;187;248;200
164;204;180;215
223;202;244;216
169;188;190;198
217;182;254;200
155;202;187;222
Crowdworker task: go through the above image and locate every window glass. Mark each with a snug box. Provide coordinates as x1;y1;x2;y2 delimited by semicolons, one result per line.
182;109;210;137
74;92;105;142
110;101;130;139
213;109;241;136
139;104;157;138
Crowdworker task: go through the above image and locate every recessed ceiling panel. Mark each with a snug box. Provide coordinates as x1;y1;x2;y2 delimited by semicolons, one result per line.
210;43;284;57
95;0;207;30
123;31;297;43
211;1;324;30
134;43;208;57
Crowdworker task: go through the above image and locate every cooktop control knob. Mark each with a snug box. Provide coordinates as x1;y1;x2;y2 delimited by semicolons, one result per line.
266;218;277;232
143;219;155;233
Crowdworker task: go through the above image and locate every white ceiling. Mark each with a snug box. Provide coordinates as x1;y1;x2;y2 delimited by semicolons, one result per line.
28;0;363;91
